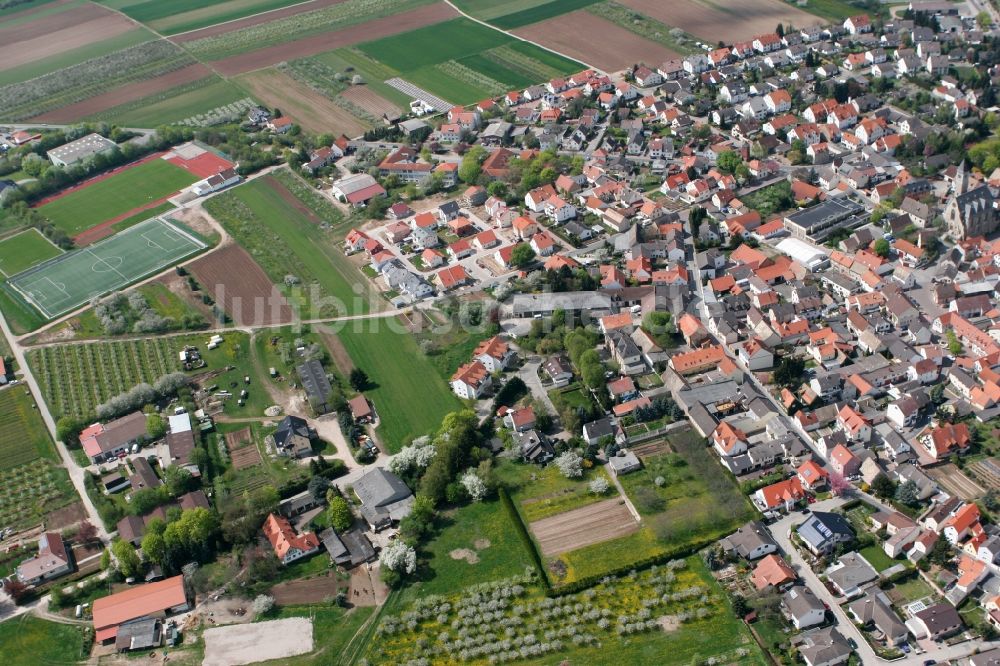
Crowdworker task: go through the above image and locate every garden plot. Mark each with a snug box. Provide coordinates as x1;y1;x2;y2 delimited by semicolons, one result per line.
927;463;985;500
530;498;638;557
203;617;313;666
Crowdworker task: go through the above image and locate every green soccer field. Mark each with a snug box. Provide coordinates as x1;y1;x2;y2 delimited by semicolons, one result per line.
0;229;63;277
37;158;198;237
8;217;206;319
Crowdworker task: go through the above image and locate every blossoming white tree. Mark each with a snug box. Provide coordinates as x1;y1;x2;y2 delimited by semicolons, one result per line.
380;540;417;574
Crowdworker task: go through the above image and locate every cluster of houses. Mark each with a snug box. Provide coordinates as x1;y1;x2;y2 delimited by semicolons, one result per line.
450;335;516;400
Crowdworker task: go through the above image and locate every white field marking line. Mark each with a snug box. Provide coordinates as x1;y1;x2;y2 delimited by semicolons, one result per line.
8;279;51;318
85;247;129;283
141;232;166;252
0;228;64;277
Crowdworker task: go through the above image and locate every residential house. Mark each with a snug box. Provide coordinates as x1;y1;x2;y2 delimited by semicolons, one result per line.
263;513;320;565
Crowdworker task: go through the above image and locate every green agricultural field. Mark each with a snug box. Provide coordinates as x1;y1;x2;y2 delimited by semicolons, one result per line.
273;606;375;666
358;18;580;103
110;0;308;35
0;28;154;87
312;48;414;109
0;0;73;25
38;159;197;237
86;77;249;127
203;171;372;319
0;386;57;470
0;229;62;277
0;615;90;666
490;0;601;28
336;319;463;452
799;0;880;22
27;330;261;420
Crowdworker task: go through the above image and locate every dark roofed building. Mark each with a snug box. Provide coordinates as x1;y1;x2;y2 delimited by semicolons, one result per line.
115;618;162;653
353;468;414;531
320;528;377;567
117;515;146;547
796;511;854;555
273;415;313;459
720;521;778;560
298;359;333;414
130;457;161;492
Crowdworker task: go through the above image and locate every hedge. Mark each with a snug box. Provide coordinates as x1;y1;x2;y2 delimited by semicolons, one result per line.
498;487;549;589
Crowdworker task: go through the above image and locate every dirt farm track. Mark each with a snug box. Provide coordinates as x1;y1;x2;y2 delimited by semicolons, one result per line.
530;498;639;557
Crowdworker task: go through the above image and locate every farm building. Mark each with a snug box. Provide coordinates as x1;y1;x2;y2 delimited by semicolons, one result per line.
331;173;387;207
319;528;377;567
166;413;199;476
263;513;320;565
47;133;117;167
298;359;333;414
80;412;148;464
93;575;192;643
353;468;414;531
348;395;374;423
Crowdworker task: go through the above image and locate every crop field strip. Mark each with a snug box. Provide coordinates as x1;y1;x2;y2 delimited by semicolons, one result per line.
106;0;315;36
202;170;373;319
357;17;581;104
8;217;207;319
0;39;197;121
0;387;56;470
84;78;251;127
180;0;442;61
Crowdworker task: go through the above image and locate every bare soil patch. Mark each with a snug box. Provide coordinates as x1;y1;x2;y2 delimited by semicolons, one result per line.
271;571;346;605
225;426;253;449
0;13;136;72
45;501;87;530
30;65;213;122
530;498;639;557
618;0;821;44
927;463;985;500
339;86;401;119
230;442;262;470
236;68;369;136
630;438;674;458
208;2;458;75
188;243;294;326
474;538;491;550
514;11;679;72
450;548;480;564
203;617;313;666
320;328;355;374
171;0;346;42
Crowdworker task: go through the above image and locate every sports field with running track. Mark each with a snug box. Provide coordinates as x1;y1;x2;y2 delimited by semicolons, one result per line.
8;217;205;318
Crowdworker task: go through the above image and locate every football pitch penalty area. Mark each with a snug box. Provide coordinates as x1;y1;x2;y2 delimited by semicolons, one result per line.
8;217;206;319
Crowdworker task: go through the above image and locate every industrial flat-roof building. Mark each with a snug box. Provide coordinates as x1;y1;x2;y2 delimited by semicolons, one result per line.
783;198;866;242
47;133;118;167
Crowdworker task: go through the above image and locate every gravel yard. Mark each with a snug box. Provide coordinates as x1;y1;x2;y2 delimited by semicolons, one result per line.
203;617;313;666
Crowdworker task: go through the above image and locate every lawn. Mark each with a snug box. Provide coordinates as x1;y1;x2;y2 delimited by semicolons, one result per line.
0;28;153;87
0;282;46;334
87;77;249;127
0;228;62;277
203;171;371;319
799;0;882;22
859;544;900;574
336;319;463;452
37;158;198;237
497;458;612;522
400;498;537;600
358;18;580;104
0;615;90;666
886;573;935;605
0;386;57;469
548;428;757;584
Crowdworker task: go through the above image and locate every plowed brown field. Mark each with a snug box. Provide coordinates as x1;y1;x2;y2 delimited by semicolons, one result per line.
236;68;370;136
29;65;213;122
188;243;294;326
340;86;401;119
514;11;679;72
207;2;457;76
618;0;821;44
0;12;137;71
530;498;639;556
